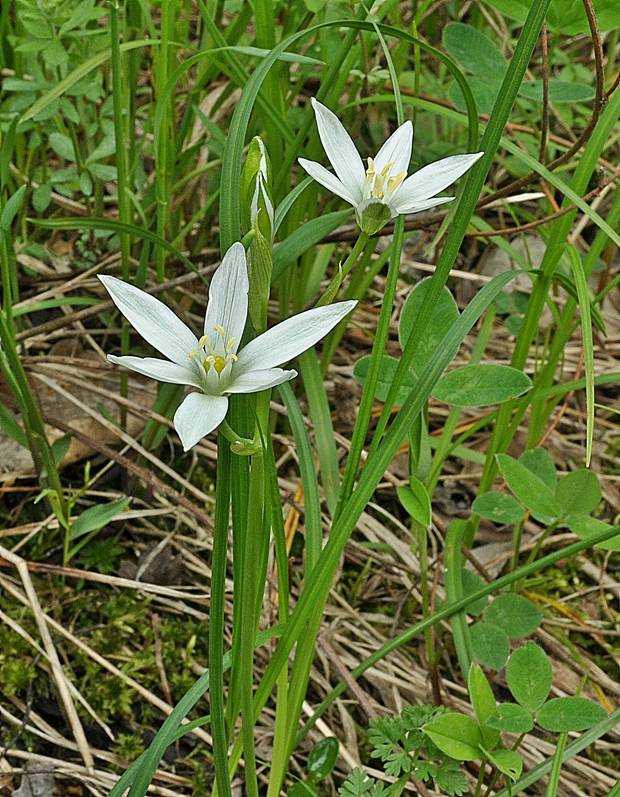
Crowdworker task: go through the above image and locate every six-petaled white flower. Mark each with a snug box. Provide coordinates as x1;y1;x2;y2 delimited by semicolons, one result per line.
100;242;357;451
299;98;484;234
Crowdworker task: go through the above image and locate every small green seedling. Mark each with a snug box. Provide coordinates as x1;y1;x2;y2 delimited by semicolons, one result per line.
475;448;617;551
289;737;339;796
354;278;532;409
422;651;607;789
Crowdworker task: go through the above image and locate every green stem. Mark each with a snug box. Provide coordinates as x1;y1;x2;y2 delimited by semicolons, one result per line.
154;0;174;282
474;760;487;797
336;218;404;515
316;231;369;306
209;433;233;797
238;393;271;797
109;0;130;421
545;733;567;797
239;460;262;797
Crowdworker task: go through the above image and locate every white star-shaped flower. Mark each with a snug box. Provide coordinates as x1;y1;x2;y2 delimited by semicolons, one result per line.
100;242;356;450
299;98;484;234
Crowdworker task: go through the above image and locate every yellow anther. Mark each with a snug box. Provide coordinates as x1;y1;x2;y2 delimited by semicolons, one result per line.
388;172;406;192
225;337;237;354
188;350;196;359
366;157;376;175
229;353;238;362
198;335;208;349
213;324;226;337
380;161;394;177
213;355;227;374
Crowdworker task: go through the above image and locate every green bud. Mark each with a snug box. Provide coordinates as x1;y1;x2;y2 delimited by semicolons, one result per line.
241;136;274;241
247;229;272;332
355;199;391;236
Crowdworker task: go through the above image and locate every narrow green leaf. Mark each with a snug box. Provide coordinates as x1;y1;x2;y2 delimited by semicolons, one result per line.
0;400;28;448
71;497;130;541
566;247;595;466
468;664;500;749
20;40;158;124
271;210;351;282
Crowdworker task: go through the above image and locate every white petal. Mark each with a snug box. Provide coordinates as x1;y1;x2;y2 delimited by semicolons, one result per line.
226;368;297;394
203;241;248;353
173;392;229;451
99;275;197;367
373;120;413;176
108;355;201;387
391;195;455;216
311;98;365;202
235;301;357;373
395;152;483;206
298;159;357;206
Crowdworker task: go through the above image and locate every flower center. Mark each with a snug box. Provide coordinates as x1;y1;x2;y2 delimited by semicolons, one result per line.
188;325;238;390
363;158;405;202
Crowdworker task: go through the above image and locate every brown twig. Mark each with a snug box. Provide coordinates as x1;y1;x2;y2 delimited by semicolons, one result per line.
478;0;608;209
466;167;620;238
